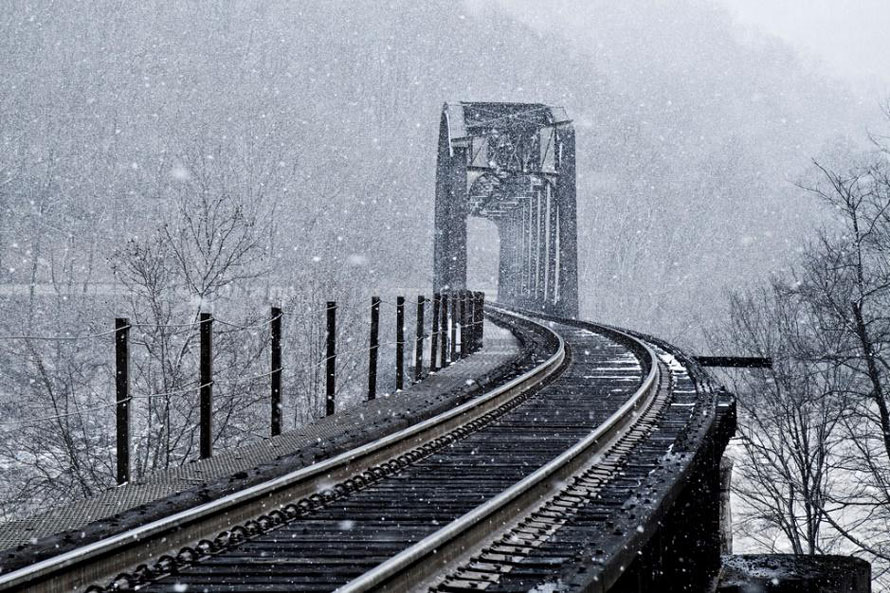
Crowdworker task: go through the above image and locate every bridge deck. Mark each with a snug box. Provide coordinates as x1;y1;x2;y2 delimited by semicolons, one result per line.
0;326;520;554
437;337;727;592
134;318;644;593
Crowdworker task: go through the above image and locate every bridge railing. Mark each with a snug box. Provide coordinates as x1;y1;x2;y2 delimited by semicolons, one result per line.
0;290;487;489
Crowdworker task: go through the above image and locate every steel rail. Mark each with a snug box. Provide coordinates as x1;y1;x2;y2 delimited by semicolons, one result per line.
335;308;661;593
0;311;565;593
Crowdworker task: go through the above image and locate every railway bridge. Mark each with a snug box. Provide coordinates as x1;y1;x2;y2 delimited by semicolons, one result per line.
0;104;865;592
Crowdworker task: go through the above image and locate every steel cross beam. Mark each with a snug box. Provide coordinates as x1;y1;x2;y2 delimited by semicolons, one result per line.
694;356;773;369
433;102;579;318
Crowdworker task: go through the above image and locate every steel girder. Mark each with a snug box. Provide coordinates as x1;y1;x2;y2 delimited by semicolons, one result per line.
433;102;578;318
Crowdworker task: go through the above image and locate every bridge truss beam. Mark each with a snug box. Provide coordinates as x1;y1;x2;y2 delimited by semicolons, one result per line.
434;102;579;318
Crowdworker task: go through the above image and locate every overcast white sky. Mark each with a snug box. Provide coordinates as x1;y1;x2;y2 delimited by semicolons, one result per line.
714;0;890;87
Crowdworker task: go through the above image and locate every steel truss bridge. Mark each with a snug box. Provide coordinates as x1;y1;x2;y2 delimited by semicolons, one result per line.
435;102;579;317
0;103;739;593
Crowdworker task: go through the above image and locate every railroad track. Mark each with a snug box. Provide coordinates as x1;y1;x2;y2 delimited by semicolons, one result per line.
0;306;716;593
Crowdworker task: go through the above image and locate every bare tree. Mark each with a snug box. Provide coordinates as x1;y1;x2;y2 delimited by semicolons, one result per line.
110;141;277;474
794;156;890;580
712;280;848;555
719;146;890;585
0;163;116;519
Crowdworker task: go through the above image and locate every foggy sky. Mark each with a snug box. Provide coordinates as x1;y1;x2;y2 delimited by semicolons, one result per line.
3;0;885;347
714;0;890;87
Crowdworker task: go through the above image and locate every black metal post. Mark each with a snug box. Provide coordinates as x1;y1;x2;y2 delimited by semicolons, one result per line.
115;318;130;484
270;307;282;437
199;312;213;460
450;292;457;363
477;291;485;351
430;292;440;372
396;296;405;391
469;292;477;353
467;293;476;354
368;296;380;400
469;291;475;350
459;290;467;359
471;291;479;353
440;293;449;369
456;290;463;358
326;301;336;416
414;296;425;382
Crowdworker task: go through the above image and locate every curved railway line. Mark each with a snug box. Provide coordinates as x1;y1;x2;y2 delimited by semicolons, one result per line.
0;306;729;593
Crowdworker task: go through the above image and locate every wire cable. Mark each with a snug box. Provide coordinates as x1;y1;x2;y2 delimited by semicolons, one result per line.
214;317;275;331
130;321;202;329
0;399;128;433
130;381;207;400
0;328;120;342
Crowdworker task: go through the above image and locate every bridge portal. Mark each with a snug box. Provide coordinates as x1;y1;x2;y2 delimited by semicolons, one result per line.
434;102;579;318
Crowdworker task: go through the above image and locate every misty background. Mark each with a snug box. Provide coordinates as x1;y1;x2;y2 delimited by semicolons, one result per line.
3;0;890;575
2;0;885;345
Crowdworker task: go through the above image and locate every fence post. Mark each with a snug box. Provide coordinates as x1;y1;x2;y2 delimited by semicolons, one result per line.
199;312;213;460
450;292;457;364
459;290;468;359
414;295;425;382
326;301;336;416
472;291;480;352
440;293;449;369
368;296;380;400
476;291;485;350
115;318;130;485
467;293;476;354
396;296;405;390
270;307;282;437
477;292;485;351
471;291;480;352
430;293;440;372
470;291;479;353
